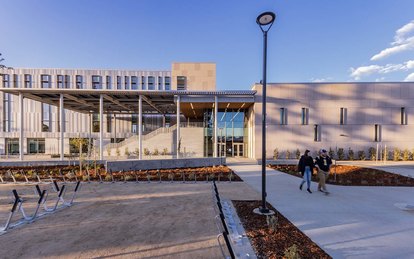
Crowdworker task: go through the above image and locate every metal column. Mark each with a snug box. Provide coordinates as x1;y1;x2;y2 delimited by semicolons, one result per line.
138;95;142;160
99;94;103;160
214;96;218;157
176;95;180;158
59;94;64;161
19;93;24;161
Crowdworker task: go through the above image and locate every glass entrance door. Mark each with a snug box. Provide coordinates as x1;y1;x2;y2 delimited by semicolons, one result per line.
232;143;244;157
218;143;226;157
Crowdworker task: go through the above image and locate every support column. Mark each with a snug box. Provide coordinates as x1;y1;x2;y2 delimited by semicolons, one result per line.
19;93;24;161
138;95;142;160
99;94;103;160
60;94;64;161
214;96;218;157
176;95;180;158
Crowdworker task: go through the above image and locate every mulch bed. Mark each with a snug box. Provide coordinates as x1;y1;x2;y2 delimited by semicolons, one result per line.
268;164;414;186
233;200;331;259
0;165;241;182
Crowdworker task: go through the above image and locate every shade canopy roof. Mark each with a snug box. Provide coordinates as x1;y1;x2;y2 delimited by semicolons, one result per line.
0;89;256;116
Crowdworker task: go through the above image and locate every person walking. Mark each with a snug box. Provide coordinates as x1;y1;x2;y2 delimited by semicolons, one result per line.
314;149;332;194
298;149;314;193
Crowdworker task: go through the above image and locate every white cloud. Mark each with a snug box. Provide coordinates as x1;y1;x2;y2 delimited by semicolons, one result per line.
350;65;381;80
406;60;414;69
404;72;414;81
311;77;332;82
371;20;414;61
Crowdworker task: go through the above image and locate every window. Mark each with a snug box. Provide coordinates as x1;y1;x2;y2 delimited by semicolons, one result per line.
76;75;83;89
41;103;51;132
27;138;45;154
5;138;19;155
401;107;407;125
41;74;51;88
124;76;130;90
106;76;112;89
314;124;320;142
131;114;138;133
92;75;102;89
374;124;381;142
13;74;19;88
92;113;100;132
117;76;122;90
165;77;171;90
148;76;155;90
64;75;70;88
340;107;347;125
141;76;146;90
131;76;138;90
301;108;309;125
2;74;10;88
57;75;64;88
3;93;11;132
24;74;32;88
158;76;162;90
280;108;287;125
177;76;186;90
106;114;112;133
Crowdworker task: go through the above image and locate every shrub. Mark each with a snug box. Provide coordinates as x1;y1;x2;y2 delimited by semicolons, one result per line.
284;244;300;259
328;147;335;159
144;148;150;156
273;148;279;160
337;148;345;160
285;150;291;159
358;150;366;160
104;174;112;181
266;214;278;233
348;148;354;160
368;147;376;161
162;148;168;155
115;148;120;157
153;148;159;156
393;148;401;161
295;148;301;159
134;148;139;156
124;147;130;156
403;149;410;161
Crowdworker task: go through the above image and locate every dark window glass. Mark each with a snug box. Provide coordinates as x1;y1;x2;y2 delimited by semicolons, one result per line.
41;74;51;88
24;74;32;88
177;76;186;90
165;76;171;90
148;76;155;90
124;76;130;90
131;76;138;90
117;76;122;90
106;76;112;89
92;75;102;89
76;75;83;89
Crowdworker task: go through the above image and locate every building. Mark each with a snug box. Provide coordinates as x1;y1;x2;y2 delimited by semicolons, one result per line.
1;63;414;161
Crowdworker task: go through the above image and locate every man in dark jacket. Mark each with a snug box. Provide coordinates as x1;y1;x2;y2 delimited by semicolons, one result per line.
298;149;314;193
314;149;332;194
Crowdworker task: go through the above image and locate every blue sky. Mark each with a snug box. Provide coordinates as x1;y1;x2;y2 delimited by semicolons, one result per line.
1;0;414;89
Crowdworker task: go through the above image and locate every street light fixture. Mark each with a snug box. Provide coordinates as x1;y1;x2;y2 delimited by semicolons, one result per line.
256;11;276;214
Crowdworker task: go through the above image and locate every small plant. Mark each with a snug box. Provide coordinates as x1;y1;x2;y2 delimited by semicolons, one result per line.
266;214;278;233
144;148;150;156
328;147;335;159
273;148;279;160
146;171;151;182
116;147;121;157
337;148;345;160
393;148;401;161
284;244;300;259
124;147;130;156
82;175;88;181
358;150;366;160
124;175;133;181
295;148;301;159
104;174;112;181
168;172;174;182
348;148;354;160
162;148;168;156
285;150;291;159
228;171;234;182
188;172;195;181
106;147;111;156
153;148;159;156
368;147;376;161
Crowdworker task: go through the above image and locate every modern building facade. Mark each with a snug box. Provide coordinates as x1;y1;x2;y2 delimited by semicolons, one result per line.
1;62;414;161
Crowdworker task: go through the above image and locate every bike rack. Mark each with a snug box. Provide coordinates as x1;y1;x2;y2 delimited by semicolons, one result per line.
0;190;22;234
19;188;46;221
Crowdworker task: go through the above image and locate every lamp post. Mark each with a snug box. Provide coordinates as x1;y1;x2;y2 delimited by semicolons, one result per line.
257;11;276;214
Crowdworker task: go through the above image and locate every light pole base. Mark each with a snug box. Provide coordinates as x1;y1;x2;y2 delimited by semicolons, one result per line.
253;207;275;216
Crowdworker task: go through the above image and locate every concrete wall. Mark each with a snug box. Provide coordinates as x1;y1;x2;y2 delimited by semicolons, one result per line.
252;82;414;159
106;157;226;171
171;63;216;91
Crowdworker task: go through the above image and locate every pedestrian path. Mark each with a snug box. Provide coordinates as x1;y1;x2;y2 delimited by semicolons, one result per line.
227;159;414;259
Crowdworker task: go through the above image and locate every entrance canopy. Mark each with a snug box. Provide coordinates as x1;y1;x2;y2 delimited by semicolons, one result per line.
0;89;256;116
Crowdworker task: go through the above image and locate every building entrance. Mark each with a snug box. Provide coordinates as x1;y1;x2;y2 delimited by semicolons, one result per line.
232;143;244;157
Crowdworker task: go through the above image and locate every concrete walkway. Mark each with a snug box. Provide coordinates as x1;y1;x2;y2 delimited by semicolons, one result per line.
227;159;414;259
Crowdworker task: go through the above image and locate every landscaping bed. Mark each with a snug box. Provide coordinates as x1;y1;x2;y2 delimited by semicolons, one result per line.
233;200;331;259
0;165;241;182
268;164;414;186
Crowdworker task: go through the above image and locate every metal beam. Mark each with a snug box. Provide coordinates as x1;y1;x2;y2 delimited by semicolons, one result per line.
141;95;163;113
102;94;132;112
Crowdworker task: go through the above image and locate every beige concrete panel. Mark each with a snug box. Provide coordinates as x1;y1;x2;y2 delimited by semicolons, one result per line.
171;63;216;91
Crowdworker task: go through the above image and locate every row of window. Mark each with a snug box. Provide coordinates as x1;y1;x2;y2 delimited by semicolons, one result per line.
313;124;382;142
2;74;173;90
278;107;408;125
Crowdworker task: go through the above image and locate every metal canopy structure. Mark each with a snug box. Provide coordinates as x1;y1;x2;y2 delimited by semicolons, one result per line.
0;89;256;115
